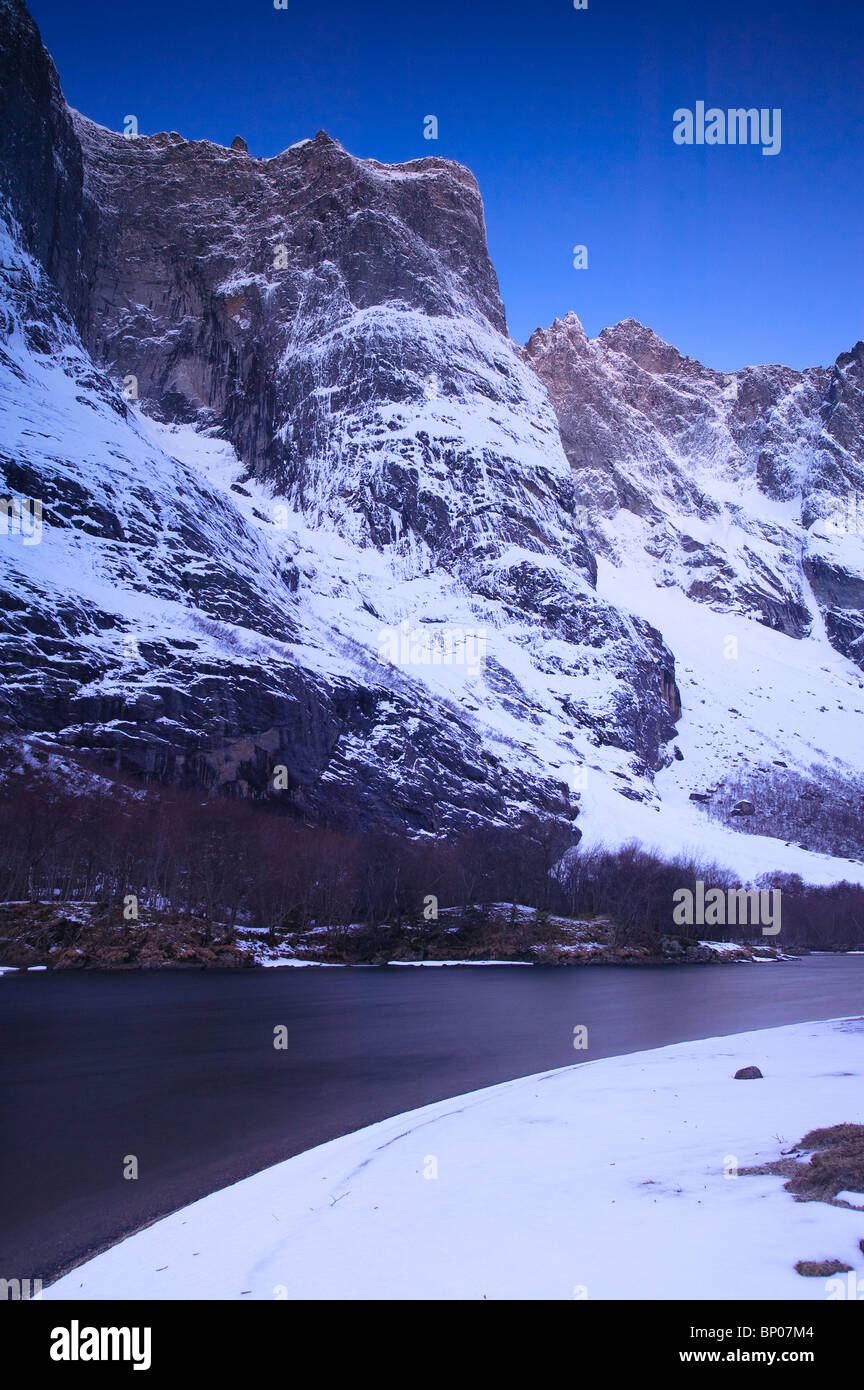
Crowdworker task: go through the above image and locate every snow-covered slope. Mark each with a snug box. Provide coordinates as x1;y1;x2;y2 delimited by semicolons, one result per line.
43;1017;864;1300
1;0;863;880
525;313;864;867
0;213;592;834
525;312;864;663
0;183;685;836
0;0;683;838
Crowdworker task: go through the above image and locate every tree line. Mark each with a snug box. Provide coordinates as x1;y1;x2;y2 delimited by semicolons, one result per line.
1;744;862;948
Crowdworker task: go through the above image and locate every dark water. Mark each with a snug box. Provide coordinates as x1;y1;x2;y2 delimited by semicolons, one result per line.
2;957;863;1285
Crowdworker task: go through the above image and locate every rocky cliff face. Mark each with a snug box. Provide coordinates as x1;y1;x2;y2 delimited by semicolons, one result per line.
69;114;597;586
2;0;863;880
521;312;864;873
0;220;591;835
524;312;864;668
0;0;681;845
0;0;84;315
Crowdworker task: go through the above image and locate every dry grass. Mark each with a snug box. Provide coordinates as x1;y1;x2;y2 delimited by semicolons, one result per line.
789;1125;864;1201
740;1122;864;1277
794;1259;852;1277
0;901;251;969
741;1122;864;1204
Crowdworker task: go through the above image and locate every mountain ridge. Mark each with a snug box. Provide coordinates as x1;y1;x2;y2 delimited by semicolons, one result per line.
2;0;864;886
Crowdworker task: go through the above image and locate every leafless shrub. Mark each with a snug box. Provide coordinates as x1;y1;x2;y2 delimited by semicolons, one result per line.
0;745;862;950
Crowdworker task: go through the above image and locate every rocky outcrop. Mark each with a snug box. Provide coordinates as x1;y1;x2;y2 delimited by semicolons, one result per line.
0;901;255;969
0;0;84;316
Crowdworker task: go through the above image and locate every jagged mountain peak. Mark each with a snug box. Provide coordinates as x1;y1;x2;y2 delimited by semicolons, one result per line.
526;310;587;349
595;318;694;376
526;295;864;672
527;312;698;379
836;340;864;367
311;128;341;148
833;340;864;385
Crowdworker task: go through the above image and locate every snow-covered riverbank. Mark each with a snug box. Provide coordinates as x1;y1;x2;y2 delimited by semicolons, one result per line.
45;1018;864;1300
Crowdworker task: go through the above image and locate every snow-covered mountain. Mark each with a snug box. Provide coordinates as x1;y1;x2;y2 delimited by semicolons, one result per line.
1;0;863;882
524;314;864;874
524;312;864;665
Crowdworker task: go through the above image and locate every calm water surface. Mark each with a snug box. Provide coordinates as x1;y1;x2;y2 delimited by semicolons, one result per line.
2;957;863;1283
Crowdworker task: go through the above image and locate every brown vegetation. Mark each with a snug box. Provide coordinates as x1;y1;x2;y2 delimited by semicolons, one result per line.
1;742;863;961
741;1123;864;1205
0;902;250;969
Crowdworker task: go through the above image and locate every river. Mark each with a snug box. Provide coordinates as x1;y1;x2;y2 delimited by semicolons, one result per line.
2;957;863;1285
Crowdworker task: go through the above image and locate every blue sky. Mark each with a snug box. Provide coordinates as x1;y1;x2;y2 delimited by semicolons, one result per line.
30;0;863;371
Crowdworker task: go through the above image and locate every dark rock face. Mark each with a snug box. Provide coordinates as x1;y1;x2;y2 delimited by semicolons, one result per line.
65;117;610;599
0;267;585;834
71;119;505;514
734;1066;763;1079
804;555;864;612
0;1;85;314
0;0;684;834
